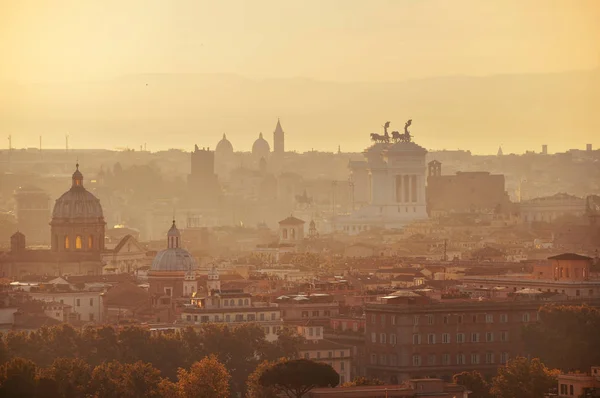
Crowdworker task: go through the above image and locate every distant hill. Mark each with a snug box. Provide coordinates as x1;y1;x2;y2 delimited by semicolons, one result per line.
1;70;599;153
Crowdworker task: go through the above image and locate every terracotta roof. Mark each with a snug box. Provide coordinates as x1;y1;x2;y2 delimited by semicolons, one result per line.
279;216;305;225
548;253;592;261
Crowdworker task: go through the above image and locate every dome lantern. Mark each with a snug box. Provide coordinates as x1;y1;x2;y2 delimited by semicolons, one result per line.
72;163;84;188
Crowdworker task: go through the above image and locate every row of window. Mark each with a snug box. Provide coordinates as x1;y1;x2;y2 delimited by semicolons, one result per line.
371;331;509;345
370;312;533;326
305;327;322;337
72;298;94;307
223;298;250;307
60;235;95;250
301;310;332;318
185;313;278;323
370;351;510;367
262;326;282;335
303;351;348;360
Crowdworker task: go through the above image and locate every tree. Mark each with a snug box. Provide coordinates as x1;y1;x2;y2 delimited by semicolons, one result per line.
246;359;284;398
258;359;339;398
89;360;163;398
177;355;231;398
523;305;600;371
491;357;559;398
0;357;39;398
341;376;385;387
42;357;92;398
452;371;492;398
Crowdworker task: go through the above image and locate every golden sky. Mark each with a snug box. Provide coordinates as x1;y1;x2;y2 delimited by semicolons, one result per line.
1;0;599;83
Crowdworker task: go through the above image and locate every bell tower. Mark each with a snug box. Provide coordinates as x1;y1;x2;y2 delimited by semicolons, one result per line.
273;119;285;155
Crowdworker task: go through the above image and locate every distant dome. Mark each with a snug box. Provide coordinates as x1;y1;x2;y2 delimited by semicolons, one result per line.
216;134;234;154
252;133;270;159
52;164;104;221
151;220;198;272
151;248;198;272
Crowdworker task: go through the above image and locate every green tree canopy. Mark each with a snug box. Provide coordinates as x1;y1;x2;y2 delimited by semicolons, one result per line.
258;358;339;398
490;357;559;398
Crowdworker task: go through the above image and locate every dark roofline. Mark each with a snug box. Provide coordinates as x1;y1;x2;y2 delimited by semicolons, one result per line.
548;253;592;261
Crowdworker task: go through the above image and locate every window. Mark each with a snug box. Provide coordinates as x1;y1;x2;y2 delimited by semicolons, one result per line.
282;229;288;239
235;314;243;322
247;314;255;321
259;313;264;321
64;236;70;249
302;311;309;318
442;353;451;365
456;333;465;343
371;332;377;343
472;315;477;323
456;353;465;365
165;288;172;296
413;334;421;345
486;332;494;342
370;353;377;365
500;352;509;364
201;316;209;323
390;354;398;366
428;354;436;365
225;315;230;322
500;314;508;323
560;384;567;395
186;315;191;321
312;310;319;317
522;313;530;323
426;314;434;325
471;353;480;364
371;314;376;323
224;300;229;307
471;333;480;343
428;334;436;344
324;310;331;316
443;315;449;324
380;314;386;325
390;334;397;345
88;235;93;249
89;313;94;321
304;353;310;359
391;315;396;325
340;361;345;371
485;314;493;323
244;299;249;306
316;328;321;337
412;355;421;366
238;299;243;306
271;313;276;320
442;333;450;344
194;315;198;322
89;298;94;306
486;352;495;364
75;235;82;249
500;331;508;342
570;385;574;395
380;333;386;344
76;299;80;307
379;354;387;365
457;315;463;324
413;315;419;325
309;328;314;337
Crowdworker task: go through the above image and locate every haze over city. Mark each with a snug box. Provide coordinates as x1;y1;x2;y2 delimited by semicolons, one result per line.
2;0;600;153
1;2;600;398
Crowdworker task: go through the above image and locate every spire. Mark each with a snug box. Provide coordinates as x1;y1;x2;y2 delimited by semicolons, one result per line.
167;219;181;249
259;132;263;139
274;118;283;134
222;133;227;140
497;146;504;156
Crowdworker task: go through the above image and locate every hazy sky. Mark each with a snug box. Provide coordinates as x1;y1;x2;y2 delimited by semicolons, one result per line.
2;0;599;83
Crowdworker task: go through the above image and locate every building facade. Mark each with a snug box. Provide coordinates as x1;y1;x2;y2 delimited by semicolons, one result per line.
14;185;50;245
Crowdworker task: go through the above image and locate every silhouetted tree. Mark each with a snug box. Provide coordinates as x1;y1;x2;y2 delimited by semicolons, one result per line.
246;359;285;398
258;359;339;398
523;304;600;371
452;371;492;398
41;357;92;398
0;357;38;398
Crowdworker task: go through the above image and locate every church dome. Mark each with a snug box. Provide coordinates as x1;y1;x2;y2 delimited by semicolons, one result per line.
51;164;104;221
151;221;198;272
216;134;234;154
252;133;270;158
